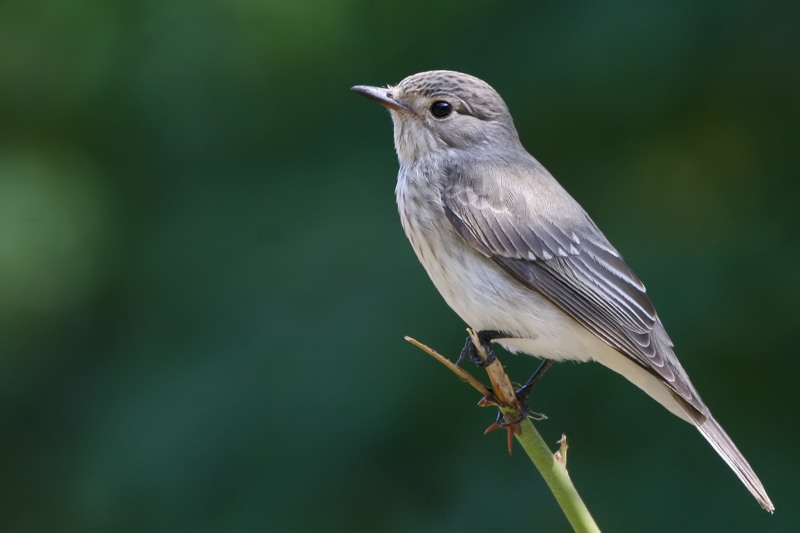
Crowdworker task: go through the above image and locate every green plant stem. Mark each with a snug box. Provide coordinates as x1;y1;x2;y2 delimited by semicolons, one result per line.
405;336;600;532
510;413;601;533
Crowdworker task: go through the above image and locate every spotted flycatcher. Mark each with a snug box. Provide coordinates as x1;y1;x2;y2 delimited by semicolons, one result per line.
352;70;772;511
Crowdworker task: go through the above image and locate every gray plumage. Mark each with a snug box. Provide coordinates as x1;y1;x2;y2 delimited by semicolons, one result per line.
352;70;773;512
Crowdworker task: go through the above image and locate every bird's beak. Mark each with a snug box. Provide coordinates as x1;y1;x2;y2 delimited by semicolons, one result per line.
351;85;409;112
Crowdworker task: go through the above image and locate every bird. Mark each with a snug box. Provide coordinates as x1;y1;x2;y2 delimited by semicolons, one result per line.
351;70;773;512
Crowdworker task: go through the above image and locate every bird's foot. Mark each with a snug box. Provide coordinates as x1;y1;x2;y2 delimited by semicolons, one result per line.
455;330;503;367
485;358;554;427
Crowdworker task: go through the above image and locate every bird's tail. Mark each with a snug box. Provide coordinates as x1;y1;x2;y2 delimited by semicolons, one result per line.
693;412;774;512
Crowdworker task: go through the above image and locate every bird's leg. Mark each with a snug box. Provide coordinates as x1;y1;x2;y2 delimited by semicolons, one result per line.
496;358;554;426
516;358;553;403
455;330;503;367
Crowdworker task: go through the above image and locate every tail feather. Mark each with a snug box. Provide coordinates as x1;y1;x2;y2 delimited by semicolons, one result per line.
693;412;774;512
593;343;774;511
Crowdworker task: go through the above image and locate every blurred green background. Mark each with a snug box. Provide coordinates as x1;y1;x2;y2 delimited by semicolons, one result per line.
1;0;798;531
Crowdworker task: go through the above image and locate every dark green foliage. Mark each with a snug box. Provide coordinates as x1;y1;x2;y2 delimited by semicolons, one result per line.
0;1;797;531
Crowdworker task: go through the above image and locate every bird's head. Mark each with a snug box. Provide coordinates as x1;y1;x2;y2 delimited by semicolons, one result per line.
352;70;521;165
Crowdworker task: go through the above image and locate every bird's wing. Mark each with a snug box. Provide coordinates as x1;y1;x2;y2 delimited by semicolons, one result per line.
442;159;702;411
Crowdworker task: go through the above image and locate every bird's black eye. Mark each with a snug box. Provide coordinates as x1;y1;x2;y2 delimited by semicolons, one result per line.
429;101;452;118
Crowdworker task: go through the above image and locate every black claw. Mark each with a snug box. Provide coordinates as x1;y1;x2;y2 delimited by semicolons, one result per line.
473;346;495;367
457;330;503;367
495;407;527;427
455;337;474;368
